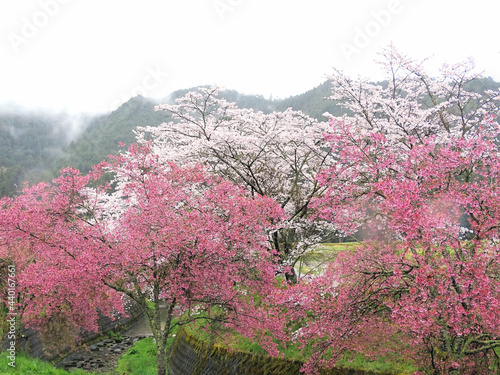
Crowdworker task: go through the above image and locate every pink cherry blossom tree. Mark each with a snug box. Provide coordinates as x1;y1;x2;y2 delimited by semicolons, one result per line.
284;48;500;374
0;142;284;375
280;116;500;374
136;87;335;282
0;167;125;353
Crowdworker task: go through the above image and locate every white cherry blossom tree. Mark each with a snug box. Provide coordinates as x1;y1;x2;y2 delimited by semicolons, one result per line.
136;87;334;281
327;45;500;146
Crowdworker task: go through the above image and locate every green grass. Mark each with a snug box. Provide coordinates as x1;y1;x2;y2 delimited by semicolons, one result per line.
0;351;91;374
336;353;419;374
317;242;359;250
115;320;179;375
115;337;158;375
296;242;359;277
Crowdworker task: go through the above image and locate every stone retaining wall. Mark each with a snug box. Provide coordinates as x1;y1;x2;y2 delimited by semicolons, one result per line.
2;297;143;362
167;329;398;375
167;329;304;375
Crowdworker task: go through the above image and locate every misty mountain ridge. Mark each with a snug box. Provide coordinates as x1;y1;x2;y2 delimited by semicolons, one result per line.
1;77;499;197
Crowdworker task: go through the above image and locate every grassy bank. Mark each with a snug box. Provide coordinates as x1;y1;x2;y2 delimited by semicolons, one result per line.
182;321;418;374
0;351;90;374
115;337;158;375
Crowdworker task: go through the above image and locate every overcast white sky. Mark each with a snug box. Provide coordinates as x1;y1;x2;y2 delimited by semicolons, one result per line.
1;0;499;113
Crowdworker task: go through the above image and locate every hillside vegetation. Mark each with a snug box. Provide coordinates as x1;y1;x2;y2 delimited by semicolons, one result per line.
1;77;498;197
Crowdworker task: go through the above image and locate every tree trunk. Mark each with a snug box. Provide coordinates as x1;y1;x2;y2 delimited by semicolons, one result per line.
148;307;168;375
150;305;171;375
156;342;167;375
116;280;174;375
144;297;174;375
155;310;173;375
285;266;298;284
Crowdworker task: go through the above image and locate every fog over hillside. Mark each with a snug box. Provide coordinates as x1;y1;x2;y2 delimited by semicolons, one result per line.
2;75;499;198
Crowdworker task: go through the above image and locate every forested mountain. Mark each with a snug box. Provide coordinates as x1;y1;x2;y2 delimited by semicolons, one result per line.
51;84;342;178
1;77;498;197
55;95;170;174
0;110;92;197
276;80;346;118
